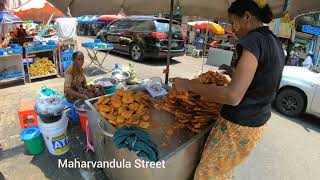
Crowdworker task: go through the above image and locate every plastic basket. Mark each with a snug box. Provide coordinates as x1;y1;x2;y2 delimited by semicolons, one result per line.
63;61;73;72
61;51;74;62
25;47;34;53
94;39;102;43
4;72;23;79
82;42;95;48
13;49;23;55
10;44;20;48
48;40;57;45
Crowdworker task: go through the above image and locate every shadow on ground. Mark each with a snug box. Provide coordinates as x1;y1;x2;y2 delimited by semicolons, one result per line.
108;51;181;66
0;122;108;180
31;123;107;180
84;66;108;77
0;80;25;89
272;108;320;133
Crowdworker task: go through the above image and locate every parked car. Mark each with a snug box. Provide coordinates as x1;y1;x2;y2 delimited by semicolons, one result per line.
96;16;185;61
275;66;320;117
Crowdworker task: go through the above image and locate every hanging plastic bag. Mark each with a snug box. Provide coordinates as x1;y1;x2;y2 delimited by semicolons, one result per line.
39;86;61;98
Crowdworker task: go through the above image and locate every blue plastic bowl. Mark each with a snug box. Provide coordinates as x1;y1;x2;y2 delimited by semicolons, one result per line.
94;39;102;43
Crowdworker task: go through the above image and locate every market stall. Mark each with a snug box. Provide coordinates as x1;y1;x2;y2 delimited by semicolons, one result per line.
24;41;59;83
0;53;25;84
80;69;229;180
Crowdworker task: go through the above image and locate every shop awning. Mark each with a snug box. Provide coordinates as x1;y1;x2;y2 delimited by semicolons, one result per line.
47;0;320;20
13;0;64;24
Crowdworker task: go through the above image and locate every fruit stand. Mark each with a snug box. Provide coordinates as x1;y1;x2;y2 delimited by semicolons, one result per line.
24;48;59;83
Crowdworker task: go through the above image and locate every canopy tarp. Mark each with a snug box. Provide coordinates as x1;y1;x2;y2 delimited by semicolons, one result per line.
47;0;320;20
14;0;64;24
0;11;22;23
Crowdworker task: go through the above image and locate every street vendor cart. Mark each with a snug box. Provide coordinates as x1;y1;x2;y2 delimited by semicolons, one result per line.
85;88;214;180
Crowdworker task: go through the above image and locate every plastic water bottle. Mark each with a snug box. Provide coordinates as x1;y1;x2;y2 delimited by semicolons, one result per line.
114;64;121;71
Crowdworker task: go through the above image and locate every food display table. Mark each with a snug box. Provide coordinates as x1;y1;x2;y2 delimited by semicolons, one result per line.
85;88;213;180
0;54;25;84
25;48;59;83
82;42;113;74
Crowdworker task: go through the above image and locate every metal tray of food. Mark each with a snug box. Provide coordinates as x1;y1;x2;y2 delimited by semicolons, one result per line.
85;87;214;161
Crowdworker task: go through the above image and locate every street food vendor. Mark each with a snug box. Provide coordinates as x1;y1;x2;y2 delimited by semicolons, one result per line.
174;0;285;179
64;51;104;102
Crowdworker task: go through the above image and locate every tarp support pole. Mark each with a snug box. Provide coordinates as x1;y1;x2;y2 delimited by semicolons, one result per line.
165;0;174;85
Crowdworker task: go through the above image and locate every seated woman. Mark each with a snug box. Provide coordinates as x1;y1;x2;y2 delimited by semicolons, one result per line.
64;51;104;102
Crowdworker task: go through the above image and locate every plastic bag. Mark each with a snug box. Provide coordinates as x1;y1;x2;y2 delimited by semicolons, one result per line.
35;95;65;116
39;86;61;99
126;64;138;85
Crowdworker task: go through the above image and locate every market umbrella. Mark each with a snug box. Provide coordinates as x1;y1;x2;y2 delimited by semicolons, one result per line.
188;21;225;35
47;0;320;20
98;14;125;22
13;0;64;24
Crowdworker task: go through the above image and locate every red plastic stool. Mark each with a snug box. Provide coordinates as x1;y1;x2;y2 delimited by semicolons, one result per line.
17;102;38;129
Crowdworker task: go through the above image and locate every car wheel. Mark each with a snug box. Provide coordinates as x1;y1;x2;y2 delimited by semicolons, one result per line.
130;44;144;61
275;88;306;117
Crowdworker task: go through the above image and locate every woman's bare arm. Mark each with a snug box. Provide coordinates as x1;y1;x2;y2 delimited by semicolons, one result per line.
175;49;258;106
64;74;87;99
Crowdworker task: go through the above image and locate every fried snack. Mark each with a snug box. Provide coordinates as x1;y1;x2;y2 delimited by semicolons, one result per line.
139;121;150;129
142;114;150;121
111;99;122;108
122;95;134;104
111;95;121;101
128;102;139;111
155;70;230;133
99;105;112;112
116;89;125;97
121;110;134;119
101;97;111;105
96;90;152;129
96;96;106;105
116;115;125;124
105;114;117;121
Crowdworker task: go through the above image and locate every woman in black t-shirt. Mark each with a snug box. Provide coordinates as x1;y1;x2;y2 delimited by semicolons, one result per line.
174;0;285;179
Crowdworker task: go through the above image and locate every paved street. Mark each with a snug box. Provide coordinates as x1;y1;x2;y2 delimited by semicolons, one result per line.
0;36;319;180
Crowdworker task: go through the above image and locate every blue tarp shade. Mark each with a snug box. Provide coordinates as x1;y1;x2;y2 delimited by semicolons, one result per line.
77;15;104;24
0;11;22;24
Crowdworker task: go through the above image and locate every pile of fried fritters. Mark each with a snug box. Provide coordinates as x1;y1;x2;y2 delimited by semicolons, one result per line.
155;71;230;133
94;89;151;129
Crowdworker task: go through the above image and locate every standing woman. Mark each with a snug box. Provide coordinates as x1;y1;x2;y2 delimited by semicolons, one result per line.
174;0;285;179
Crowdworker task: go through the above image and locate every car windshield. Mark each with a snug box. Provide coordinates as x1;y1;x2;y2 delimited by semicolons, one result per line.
155;20;182;35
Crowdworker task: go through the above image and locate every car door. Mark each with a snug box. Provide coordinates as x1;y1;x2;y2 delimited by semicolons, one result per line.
311;83;320;115
117;20;135;53
105;20;122;50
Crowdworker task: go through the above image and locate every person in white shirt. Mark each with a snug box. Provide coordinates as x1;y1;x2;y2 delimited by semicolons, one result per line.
303;51;314;68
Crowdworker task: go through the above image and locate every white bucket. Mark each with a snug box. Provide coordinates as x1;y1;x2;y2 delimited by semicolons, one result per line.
38;112;70;156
